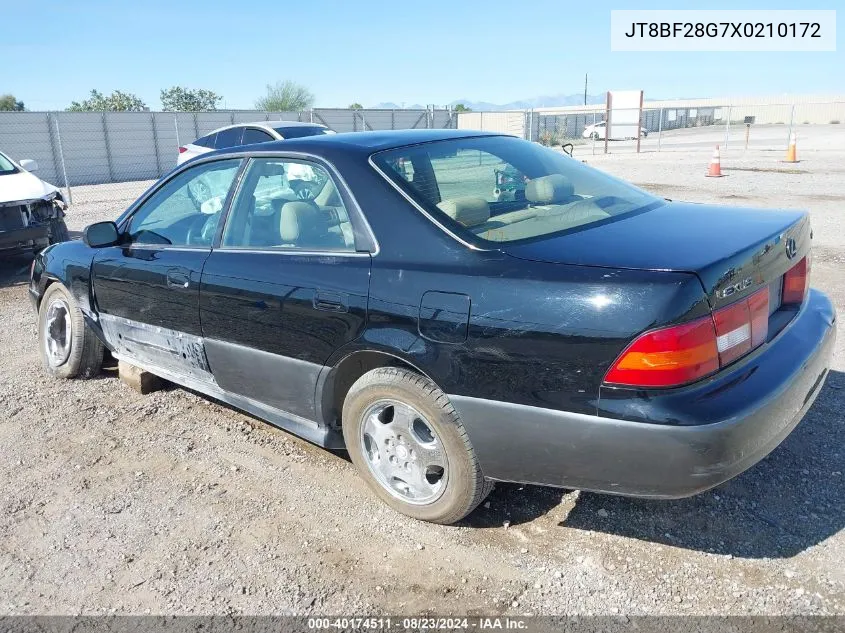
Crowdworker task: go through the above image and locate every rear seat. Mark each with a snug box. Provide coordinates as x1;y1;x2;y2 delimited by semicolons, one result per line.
315;178;355;248
436;174;610;242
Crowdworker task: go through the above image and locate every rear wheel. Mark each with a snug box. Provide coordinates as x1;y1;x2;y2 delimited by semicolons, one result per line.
38;283;103;379
342;367;493;524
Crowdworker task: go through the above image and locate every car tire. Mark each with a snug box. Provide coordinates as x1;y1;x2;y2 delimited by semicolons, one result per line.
591;132;600;140
342;367;493;524
48;218;70;244
38;283;103;379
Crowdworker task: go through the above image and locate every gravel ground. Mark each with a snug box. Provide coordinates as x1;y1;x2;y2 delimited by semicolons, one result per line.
0;135;843;616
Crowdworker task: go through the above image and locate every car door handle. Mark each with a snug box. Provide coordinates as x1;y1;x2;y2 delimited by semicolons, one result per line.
166;268;190;289
313;291;347;313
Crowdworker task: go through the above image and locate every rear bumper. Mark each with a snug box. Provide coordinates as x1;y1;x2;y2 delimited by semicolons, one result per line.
450;289;836;498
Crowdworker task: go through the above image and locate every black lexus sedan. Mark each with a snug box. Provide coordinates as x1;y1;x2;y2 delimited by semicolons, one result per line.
29;129;836;524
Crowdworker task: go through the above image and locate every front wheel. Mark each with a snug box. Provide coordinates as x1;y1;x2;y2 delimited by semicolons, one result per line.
38;283;103;379
342;367;493;524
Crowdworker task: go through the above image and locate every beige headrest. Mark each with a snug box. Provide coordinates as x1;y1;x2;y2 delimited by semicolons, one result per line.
315;177;341;207
525;174;574;204
280;201;320;242
437;197;490;227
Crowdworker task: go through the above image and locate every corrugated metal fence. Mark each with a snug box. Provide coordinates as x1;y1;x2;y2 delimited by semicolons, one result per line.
0;108;456;188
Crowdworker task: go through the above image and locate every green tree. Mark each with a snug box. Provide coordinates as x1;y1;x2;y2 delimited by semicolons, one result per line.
255;81;315;112
67;89;147;112
0;94;25;111
348;102;363;110
453;103;471;112
160;86;222;112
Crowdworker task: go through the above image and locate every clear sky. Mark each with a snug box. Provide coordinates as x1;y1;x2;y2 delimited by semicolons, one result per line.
2;0;841;111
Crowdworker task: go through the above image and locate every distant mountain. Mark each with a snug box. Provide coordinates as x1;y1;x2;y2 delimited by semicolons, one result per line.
450;94;606;111
368;94;606;111
369;102;426;110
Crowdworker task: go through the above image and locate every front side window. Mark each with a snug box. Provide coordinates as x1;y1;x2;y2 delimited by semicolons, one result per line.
222;158;355;252
372;136;662;245
126;159;241;247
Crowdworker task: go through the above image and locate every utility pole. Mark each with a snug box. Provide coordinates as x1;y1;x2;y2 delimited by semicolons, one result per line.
584;74;588;106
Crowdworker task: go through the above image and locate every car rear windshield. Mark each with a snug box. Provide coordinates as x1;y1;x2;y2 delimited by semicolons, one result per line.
372;136;663;245
272;125;331;139
0;153;18;175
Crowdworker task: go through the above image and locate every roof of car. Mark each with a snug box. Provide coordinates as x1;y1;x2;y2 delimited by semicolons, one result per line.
213;128;502;156
209;120;327;135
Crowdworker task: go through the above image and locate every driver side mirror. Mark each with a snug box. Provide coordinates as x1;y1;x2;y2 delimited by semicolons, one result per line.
19;159;38;172
83;221;120;248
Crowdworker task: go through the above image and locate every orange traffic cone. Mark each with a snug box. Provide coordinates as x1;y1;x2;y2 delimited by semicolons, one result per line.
784;133;799;163
706;145;724;177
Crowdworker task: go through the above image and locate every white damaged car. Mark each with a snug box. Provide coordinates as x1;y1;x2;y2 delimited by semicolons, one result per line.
0;151;69;256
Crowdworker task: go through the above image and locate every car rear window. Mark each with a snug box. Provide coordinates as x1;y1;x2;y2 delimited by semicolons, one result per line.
272;125;332;139
193;133;217;149
372;136;662;246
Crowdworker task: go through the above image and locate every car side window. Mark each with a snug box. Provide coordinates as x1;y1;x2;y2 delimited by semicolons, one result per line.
214;127;243;149
221;158;355;252
126;159;241;247
241;128;275;145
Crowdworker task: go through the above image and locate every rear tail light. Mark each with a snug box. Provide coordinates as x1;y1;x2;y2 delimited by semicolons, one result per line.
178;146;188;154
605;287;770;388
603;317;719;388
782;255;809;305
713;288;769;366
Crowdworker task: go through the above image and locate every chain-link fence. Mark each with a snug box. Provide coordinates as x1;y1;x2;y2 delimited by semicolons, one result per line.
459;101;845;157
0;108;457;208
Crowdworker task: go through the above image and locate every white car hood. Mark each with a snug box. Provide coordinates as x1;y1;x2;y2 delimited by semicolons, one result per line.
0;171;60;204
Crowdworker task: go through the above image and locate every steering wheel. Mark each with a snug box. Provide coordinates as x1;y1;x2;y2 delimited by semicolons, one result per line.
186;213;218;246
188;178;212;210
290;179;315;200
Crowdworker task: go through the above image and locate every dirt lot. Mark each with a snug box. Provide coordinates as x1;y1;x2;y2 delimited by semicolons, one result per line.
1;137;843;616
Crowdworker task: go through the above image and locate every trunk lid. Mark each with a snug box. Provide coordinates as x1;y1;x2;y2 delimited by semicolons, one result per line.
501;201;811;309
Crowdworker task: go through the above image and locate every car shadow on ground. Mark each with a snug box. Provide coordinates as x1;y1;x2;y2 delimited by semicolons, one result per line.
464;372;845;559
0;233;82;288
0;253;35;288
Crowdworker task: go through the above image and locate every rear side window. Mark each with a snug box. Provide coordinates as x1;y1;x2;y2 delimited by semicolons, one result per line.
241;128;275;145
193;133;217;148
272;125;331;139
214;127;244;149
222;158;355;252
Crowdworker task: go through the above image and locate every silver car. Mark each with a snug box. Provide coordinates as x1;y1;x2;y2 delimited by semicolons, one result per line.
177;120;334;165
177;121;334;208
